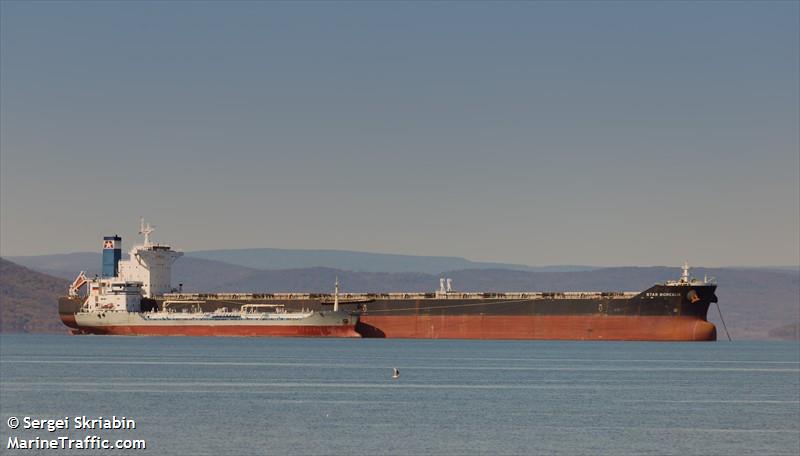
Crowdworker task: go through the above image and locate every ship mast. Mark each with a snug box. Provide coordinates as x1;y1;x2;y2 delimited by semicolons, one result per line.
139;217;154;247
334;276;339;312
680;261;690;284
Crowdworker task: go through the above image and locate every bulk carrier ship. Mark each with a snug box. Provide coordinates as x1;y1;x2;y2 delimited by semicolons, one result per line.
59;221;719;341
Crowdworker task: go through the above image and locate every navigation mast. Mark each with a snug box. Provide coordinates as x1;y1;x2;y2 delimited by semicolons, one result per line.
139;217;155;247
334;276;339;312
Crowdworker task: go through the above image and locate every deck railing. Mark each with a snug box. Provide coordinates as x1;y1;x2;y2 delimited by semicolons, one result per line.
161;291;638;301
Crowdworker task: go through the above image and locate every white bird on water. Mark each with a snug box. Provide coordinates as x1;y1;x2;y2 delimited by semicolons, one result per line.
392;367;400;379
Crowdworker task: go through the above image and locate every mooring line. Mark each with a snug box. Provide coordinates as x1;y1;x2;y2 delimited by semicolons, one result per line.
714;302;732;341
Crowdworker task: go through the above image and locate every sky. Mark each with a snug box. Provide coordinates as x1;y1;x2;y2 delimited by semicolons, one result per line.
1;1;798;267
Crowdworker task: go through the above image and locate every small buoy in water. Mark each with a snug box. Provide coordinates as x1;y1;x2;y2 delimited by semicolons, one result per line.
392;367;400;379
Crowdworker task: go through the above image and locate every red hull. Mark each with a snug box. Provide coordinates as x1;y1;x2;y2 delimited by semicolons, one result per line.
357;315;716;341
74;325;361;338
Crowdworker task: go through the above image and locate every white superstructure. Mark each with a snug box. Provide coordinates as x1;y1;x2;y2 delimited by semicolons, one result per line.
116;218;183;298
83;280;144;312
69;219;183;312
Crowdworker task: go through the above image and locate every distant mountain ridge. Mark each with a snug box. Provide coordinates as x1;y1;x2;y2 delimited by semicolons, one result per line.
7;252;101;279
10;250;795;277
185;248;598;274
0;258;68;333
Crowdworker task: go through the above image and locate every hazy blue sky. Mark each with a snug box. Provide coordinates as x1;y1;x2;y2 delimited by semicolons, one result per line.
1;1;798;267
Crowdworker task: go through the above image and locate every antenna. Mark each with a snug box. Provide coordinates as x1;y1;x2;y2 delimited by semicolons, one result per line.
139;217;155;247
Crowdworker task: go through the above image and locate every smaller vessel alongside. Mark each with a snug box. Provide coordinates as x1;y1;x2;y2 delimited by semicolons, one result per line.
61;220;360;337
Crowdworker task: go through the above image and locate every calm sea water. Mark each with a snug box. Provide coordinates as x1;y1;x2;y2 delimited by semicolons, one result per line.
1;335;798;455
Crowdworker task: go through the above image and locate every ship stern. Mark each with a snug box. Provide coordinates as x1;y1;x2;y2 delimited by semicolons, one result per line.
58;296;83;330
